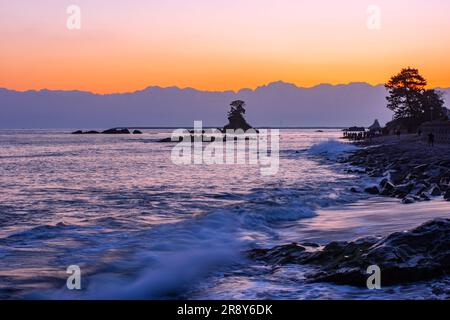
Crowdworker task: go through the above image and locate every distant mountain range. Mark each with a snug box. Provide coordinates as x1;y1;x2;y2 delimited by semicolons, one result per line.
1;82;449;129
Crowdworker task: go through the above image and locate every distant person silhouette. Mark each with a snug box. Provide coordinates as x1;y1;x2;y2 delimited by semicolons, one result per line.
428;132;435;147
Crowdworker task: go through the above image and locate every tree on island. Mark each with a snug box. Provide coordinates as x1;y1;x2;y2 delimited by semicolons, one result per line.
223;100;254;131
385;68;446;131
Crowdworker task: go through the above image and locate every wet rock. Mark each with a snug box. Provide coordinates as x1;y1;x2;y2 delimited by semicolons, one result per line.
249;219;450;287
419;193;431;201
102;128;130;134
364;186;379;195
388;171;405;185
368;170;383;178
133;130;143;134
71;130;100;134
412;164;429;173
249;243;308;265
402;197;415;204
301;242;320;248
412;183;427;196
379;178;389;188
394;183;414;198
444;190;450;201
429;185;442;196
438;160;450;167
380;181;395;196
343;136;450;204
158;137;177;143
350;187;359;193
431;280;450;299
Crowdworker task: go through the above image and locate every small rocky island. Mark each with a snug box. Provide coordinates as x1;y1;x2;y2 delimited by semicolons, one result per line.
158;100;257;142
222;100;256;132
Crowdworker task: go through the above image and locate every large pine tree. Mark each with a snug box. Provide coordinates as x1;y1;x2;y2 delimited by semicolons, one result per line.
385;68;445;123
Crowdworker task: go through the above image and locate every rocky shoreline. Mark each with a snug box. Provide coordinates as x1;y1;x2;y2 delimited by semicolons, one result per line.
249;219;450;288
343;134;450;203
248;135;450;291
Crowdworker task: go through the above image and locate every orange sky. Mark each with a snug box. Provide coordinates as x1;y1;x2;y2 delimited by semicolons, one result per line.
1;0;450;93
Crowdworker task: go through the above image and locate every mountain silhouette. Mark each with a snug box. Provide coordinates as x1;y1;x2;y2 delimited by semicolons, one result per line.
1;82;449;128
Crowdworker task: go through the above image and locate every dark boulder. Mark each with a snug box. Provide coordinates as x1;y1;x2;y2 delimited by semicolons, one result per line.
364;186;379;195
350;187;359;193
429;185;442;196
388;171;405;185
394;183;414;198
379;180;395;196
133;130;143;134
158;137;175;143
102;128;130;134
71;130;100;134
444;190;450;201
249;243;309;265
402;197;415;204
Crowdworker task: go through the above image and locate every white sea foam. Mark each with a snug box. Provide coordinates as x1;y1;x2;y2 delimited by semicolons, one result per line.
308;139;358;156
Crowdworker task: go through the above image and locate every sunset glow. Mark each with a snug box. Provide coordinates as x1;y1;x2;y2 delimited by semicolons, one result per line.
1;0;450;93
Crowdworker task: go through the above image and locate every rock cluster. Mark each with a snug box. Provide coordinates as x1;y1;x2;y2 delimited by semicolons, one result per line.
249;219;450;287
72;128;143;135
343;137;450;202
71;130;100;134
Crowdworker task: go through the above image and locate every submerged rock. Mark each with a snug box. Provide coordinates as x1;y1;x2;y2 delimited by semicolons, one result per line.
402;197;415;204
102;128;130;134
364;186;379;195
158;137;176;143
249;219;450;287
350;187;359;193
71;130;100;134
133;130;143;134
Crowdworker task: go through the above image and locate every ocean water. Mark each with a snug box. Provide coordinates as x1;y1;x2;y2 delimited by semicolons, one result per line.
0;129;449;299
